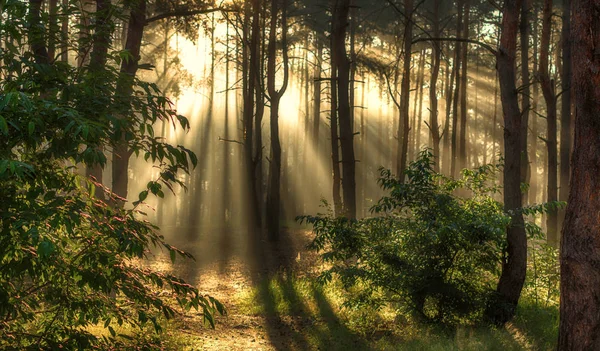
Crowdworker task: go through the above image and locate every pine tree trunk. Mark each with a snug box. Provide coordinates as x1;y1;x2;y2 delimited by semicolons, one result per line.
429;0;442;171
458;0;470;171
540;0;558;245
520;0;531;204
396;0;413;181
558;0;600;347
332;0;356;218
487;0;527;325
558;0;572;230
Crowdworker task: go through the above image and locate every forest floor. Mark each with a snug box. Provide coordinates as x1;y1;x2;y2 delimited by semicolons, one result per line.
140;227;559;351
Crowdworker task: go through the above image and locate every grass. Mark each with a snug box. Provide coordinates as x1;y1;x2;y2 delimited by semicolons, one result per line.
232;273;559;351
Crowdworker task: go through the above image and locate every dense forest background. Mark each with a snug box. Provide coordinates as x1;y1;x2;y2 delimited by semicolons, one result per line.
1;0;600;349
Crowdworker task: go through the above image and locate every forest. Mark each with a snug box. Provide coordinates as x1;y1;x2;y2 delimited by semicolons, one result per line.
1;0;599;349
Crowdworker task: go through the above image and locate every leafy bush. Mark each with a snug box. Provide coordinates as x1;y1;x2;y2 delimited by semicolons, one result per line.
300;151;511;325
0;2;222;349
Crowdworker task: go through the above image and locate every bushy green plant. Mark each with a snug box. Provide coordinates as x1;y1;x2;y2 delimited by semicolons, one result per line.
0;2;222;349
300;151;511;325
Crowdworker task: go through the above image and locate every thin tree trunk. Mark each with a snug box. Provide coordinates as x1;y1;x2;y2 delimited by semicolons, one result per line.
332;0;355;218
558;0;572;230
540;0;558;246
266;0;289;238
313;37;323;148
520;0;531;203
458;0;470;171
450;0;464;178
396;0;413;181
429;0;442;171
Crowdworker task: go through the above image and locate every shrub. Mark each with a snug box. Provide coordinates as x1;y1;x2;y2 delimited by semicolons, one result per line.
300;151;511;325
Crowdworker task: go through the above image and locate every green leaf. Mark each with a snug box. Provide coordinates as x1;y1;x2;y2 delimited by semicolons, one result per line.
28;121;35;136
37;239;55;258
0;116;7;135
108;326;116;337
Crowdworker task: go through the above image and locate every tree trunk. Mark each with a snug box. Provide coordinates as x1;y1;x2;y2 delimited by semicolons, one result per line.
450;0;464;178
520;0;531;203
313;36;323;148
266;0;289;238
112;0;145;205
540;0;558;245
558;1;600;348
558;0;572;230
429;0;441;171
458;0;470;171
486;0;527;325
331;0;355;218
395;0;413;181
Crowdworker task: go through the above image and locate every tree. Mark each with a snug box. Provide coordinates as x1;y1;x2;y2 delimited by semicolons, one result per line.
558;0;600;348
331;0;356;218
539;0;558;245
266;0;290;238
395;0;413;182
486;0;527;325
558;0;572;230
0;1;222;347
428;0;442;172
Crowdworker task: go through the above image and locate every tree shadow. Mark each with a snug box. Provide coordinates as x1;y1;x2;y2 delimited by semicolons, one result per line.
247;228;369;350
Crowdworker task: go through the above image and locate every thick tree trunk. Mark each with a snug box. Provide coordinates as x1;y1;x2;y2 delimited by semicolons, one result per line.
540;0;558;245
396;0;413;181
558;1;600;348
486;0;526;325
558;0;572;230
558;0;600;351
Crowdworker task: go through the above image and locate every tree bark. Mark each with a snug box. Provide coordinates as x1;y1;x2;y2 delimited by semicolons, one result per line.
558;1;600;348
112;0;145;205
540;0;558;245
458;0;470;171
395;0;413;181
429;0;441;171
486;0;527;325
331;0;355;218
558;0;572;230
520;0;531;203
266;0;289;238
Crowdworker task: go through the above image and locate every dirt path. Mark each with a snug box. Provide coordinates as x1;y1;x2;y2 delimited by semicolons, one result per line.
149;228;351;351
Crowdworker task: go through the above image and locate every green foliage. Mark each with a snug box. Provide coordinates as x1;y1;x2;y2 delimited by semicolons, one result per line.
0;2;221;349
300;150;511;325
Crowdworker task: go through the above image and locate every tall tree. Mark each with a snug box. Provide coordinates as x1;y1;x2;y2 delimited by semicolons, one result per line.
558;0;572;230
331;0;356;218
520;0;531;203
395;0;413;181
486;0;527;325
266;0;289;238
428;0;442;171
539;0;558;245
458;0;470;171
558;0;600;348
